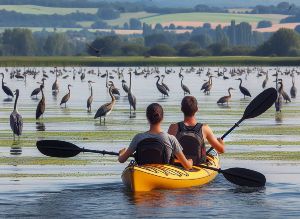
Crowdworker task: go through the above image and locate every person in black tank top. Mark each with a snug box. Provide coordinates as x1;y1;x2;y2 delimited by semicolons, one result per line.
168;96;225;165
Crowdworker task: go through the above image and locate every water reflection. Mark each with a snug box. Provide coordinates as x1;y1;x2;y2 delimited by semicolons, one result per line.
10;141;22;156
275;112;283;123
36;122;46;131
3;97;13;102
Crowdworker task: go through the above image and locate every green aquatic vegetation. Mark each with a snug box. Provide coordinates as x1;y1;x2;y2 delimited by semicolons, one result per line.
226;139;300;146
223;151;300;161
0;157;93;165
237;126;300;135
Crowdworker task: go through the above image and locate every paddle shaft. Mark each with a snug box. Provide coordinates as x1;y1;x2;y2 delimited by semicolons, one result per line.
206;118;243;154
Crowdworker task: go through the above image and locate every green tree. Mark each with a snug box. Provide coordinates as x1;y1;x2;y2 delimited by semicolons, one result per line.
97;8;120;20
129;18;142;30
44;33;72;56
88;35;123;56
255;28;300;56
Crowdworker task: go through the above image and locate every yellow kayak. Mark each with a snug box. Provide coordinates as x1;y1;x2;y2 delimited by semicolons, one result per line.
121;150;220;192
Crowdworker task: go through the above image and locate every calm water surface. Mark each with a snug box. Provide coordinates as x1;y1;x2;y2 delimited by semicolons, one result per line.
0;66;299;218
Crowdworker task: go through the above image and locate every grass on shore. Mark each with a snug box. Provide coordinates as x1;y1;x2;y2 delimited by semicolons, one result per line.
1;56;300;67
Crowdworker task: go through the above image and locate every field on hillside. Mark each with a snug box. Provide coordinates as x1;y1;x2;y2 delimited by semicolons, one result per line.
0;5;97;15
141;12;288;27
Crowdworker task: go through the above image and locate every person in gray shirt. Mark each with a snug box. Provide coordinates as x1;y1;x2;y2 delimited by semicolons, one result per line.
118;103;193;170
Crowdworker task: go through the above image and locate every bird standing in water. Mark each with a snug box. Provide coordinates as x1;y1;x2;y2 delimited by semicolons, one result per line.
217;87;234;106
1;73;14;98
87;80;95;112
10;89;23;139
236;78;251;99
60;84;72;108
128;72;136;117
36;85;45;119
94;85;116;125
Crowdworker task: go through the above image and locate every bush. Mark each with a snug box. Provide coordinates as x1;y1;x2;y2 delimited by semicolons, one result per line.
97;8;120;20
257;20;272;29
148;44;176;56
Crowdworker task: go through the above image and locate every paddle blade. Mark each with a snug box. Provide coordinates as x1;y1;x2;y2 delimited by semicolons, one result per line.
222;168;266;187
243;88;277;120
36;140;82;158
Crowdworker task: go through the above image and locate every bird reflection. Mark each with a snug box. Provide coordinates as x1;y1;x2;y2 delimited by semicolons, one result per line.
275;112;283;123
10;141;22;156
36;122;46;131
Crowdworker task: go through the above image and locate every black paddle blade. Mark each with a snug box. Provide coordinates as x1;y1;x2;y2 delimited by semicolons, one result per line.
222;168;266;187
36;140;82;158
243;88;277;120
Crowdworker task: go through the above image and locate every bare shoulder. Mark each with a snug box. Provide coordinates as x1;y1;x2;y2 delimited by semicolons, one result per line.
168;123;178;136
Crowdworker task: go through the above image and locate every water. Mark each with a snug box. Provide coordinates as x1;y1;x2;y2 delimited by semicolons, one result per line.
0;66;299;218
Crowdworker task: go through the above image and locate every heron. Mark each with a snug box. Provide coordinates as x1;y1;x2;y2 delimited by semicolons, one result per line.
52;71;59;94
31;78;46;99
10;89;23;139
94;85;115;125
217;87;234;106
87;80;95;112
60;84;72;108
201;76;213;91
203;76;214;95
121;80;129;94
236;78;251;99
36;85;45;119
0;73;14;98
128;71;136;117
290;76;297;98
109;81;120;97
278;80;291;103
262;72;268;89
180;75;190;96
154;75;169;98
161;75;170;92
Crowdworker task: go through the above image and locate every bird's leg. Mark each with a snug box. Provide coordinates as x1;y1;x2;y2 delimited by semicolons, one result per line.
100;117;102;125
104;117;106;125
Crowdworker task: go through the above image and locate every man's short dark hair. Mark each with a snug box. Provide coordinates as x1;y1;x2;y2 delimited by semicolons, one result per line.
146;103;164;124
181;96;198;117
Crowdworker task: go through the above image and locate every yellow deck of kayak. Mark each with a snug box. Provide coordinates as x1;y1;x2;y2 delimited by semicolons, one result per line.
121;151;220;192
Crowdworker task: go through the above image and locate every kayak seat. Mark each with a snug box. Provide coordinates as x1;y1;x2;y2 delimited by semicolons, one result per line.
135;138;168;165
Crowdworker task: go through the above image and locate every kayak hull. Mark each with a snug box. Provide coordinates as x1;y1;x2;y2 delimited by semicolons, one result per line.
121;151;220;192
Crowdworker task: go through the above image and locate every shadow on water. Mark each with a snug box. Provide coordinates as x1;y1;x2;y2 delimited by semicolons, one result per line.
36;122;46;131
3;97;13;102
217;104;231;109
10;141;22;156
275;112;283;123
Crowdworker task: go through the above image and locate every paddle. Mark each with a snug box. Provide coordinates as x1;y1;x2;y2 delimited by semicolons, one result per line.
37;140;266;187
206;87;278;154
36;140;128;158
198;165;266;187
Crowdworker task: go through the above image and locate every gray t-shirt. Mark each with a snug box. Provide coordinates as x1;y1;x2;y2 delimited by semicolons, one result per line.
128;132;183;162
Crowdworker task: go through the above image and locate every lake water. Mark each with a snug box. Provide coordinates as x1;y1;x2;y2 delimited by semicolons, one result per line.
0;66;299;218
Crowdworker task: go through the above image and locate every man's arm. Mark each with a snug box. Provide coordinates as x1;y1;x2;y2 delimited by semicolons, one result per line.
168;123;178;136
203;124;225;154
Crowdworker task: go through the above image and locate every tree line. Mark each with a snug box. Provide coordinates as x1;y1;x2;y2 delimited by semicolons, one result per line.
1;27;300;57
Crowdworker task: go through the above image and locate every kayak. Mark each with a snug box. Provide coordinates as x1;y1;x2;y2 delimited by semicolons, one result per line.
121;150;220;192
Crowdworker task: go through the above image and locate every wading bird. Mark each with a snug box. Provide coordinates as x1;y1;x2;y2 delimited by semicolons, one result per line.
217;87;234;106
31;78;46;99
128;72;136;117
60;84;72;108
154;75;169;98
1;73;14;98
87;80;95;112
52;71;59;94
290;76;297;98
180;75;190;96
10;89;23;139
121;80;129;94
262;72;268;89
94;85;115;125
161;75;170;92
36;85;45;119
236;78;251;99
278;79;291;103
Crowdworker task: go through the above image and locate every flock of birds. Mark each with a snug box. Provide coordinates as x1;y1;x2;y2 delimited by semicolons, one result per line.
0;66;298;140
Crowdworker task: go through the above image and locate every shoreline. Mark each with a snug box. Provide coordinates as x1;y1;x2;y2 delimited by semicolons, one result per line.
1;56;300;67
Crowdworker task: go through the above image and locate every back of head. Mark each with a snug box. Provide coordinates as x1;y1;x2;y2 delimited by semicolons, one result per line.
146;103;164;125
181;96;198;117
